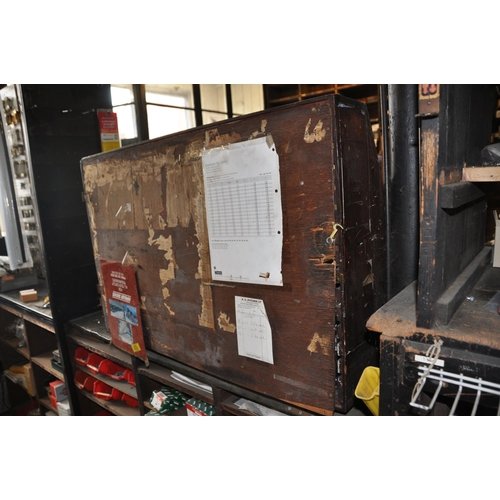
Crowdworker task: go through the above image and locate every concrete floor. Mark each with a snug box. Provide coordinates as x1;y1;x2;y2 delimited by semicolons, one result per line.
334;399;373;416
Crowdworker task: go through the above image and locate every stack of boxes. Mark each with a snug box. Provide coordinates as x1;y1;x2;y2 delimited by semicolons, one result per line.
185;397;216;416
147;387;188;415
51;350;63;373
49;380;71;415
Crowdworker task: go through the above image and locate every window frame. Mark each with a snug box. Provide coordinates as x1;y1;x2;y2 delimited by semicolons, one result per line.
112;84;241;143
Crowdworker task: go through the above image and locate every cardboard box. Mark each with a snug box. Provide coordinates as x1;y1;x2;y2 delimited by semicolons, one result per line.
49;394;58;410
49;380;68;402
57;400;71;416
149;387;187;414
19;289;38;302
23;363;36;397
185;397;215;416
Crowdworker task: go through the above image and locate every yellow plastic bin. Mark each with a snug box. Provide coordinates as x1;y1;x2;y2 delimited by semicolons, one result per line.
355;366;380;416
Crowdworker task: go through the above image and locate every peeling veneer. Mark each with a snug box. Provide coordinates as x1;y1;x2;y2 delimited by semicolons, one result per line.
304;118;327;143
217;312;236;333
307;332;332;356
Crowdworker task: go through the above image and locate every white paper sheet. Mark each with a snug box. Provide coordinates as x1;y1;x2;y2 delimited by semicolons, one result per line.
234;398;285;416
235;296;274;364
201;136;283;286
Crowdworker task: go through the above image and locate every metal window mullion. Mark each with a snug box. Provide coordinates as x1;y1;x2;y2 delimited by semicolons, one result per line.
193;84;202;127
133;84;149;141
226;84;233;119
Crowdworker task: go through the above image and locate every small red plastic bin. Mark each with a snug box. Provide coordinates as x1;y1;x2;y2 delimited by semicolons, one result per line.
100;360;127;380
87;353;106;374
74;370;98;391
122;393;139;407
74;347;90;367
125;369;135;387
93;380;123;401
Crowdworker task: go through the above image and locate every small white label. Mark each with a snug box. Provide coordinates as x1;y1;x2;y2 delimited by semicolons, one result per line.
101;133;119;141
111;291;131;303
415;354;445;367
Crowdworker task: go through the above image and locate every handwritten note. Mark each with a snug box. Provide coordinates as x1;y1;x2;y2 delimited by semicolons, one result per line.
235;296;274;364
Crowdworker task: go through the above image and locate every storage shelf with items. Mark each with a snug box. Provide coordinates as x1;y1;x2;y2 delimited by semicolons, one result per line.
0;288;68;415
0;84;45;276
138;363;213;416
66;312;140;416
263;84;380;123
216;392;293;416
1;84;115;417
219;394;258;416
66;311;316;416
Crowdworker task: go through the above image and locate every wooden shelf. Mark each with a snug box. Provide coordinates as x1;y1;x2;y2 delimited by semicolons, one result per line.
367;266;500;349
31;352;65;381
79;390;140;416
3;370;32;396
138;362;214;405
39;396;58;415
0;282;53;327
0;335;30;359
221;395;258;416
68;330;133;368
463;166;500;182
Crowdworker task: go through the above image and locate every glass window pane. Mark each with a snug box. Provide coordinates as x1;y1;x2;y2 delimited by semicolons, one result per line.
145;84;194;108
200;84;227;113
114;104;137;141
111;84;134;106
111;84;137;142
231;84;264;115
147;104;196;138
202;110;228;126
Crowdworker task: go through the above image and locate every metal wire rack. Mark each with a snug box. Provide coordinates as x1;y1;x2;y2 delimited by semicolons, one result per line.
410;366;500;416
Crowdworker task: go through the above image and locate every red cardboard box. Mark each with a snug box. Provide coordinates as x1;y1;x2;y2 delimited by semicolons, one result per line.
49;380;68;402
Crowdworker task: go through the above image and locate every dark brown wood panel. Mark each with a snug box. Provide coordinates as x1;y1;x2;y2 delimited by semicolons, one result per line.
82;95;384;414
417;85;496;328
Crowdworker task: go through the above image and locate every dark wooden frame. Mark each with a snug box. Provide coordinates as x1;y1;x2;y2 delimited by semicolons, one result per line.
81;94;386;414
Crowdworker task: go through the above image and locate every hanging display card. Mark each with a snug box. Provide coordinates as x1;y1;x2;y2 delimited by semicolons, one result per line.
97;109;121;152
201;136;283;286
100;259;148;363
235;296;274;364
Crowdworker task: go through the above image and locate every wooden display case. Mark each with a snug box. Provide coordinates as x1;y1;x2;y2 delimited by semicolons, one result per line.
81;94;386;414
